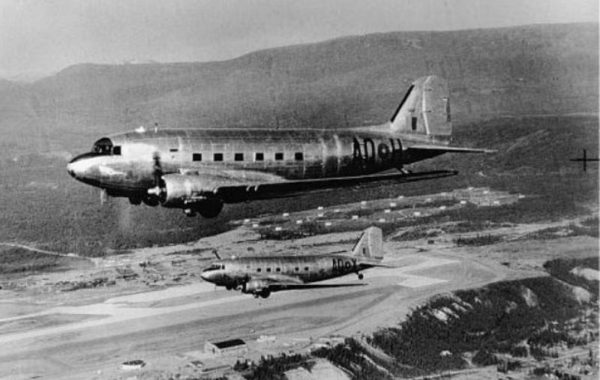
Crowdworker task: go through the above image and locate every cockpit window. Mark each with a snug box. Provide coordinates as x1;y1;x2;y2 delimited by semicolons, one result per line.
92;138;114;155
202;263;224;272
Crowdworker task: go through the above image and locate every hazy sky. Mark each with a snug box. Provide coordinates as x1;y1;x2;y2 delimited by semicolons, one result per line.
0;0;597;78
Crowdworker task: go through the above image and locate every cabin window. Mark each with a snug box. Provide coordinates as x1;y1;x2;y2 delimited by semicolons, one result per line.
170;148;178;152
193;153;202;162
112;146;121;155
275;152;284;160
255;152;264;161
294;152;303;161
411;117;418;131
234;153;244;161
295;267;299;271
266;268;271;272
304;267;309;271
276;268;281;272
257;268;261;272
214;153;223;162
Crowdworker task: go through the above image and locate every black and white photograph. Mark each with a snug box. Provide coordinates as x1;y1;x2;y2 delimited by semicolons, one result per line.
0;0;598;379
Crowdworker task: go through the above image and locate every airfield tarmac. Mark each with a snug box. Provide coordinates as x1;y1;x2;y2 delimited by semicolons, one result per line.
0;187;594;379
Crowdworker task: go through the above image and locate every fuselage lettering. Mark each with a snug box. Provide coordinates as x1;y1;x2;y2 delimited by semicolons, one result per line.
352;137;403;167
332;258;358;273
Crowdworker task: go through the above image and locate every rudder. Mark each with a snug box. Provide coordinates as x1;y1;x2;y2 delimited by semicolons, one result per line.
351;227;383;259
389;76;452;143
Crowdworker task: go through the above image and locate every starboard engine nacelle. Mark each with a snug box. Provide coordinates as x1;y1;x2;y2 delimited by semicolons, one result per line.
147;174;223;218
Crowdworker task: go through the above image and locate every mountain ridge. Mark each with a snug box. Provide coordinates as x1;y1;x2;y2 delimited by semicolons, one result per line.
0;22;597;156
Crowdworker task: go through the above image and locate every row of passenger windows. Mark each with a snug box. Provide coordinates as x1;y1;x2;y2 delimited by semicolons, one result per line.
192;152;303;162
255;266;309;273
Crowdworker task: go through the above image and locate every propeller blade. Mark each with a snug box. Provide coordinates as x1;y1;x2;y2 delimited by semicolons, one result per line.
148;151;165;199
100;188;107;205
152;151;163;188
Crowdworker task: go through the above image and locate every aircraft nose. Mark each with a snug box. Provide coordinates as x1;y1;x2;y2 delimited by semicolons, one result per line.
67;153;94;179
66;162;76;177
67;159;80;178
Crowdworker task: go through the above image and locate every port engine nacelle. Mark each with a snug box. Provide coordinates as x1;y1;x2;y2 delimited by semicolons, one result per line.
148;174;224;218
242;280;271;298
160;174;215;205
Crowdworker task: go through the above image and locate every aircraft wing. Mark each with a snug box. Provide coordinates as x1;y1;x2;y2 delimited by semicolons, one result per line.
268;283;366;291
249;274;366;292
200;169;458;203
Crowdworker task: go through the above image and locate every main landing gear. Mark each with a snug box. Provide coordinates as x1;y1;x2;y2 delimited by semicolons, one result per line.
253;289;271;299
183;199;224;218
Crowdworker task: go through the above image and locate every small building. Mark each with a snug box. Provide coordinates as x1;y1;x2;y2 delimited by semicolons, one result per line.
205;338;248;356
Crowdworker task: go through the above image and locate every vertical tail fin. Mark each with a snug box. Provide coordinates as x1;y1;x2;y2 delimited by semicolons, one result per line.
352;227;383;260
390;76;452;144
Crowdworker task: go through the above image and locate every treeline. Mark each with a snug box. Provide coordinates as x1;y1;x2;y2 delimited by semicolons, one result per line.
454;234;503;246
238;354;312;380
0;247;69;274
544;256;599;298
312;338;392;380
241;339;390;380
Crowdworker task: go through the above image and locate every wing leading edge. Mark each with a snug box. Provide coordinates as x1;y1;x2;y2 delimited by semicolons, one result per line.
247;274;367;293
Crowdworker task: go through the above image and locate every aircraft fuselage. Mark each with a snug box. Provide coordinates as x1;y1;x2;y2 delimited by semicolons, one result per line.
201;254;372;288
66;76;480;217
67;127;437;209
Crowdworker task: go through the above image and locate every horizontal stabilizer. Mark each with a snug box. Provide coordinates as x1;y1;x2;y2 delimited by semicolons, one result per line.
408;145;496;154
401;145;495;163
361;261;395;268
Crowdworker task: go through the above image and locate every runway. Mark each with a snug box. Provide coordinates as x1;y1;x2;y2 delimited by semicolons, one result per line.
0;253;502;379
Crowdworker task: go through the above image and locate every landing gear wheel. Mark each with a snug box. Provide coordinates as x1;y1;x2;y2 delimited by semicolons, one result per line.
358;273;364;280
197;199;224;218
128;196;142;205
184;208;197;217
142;197;159;207
259;289;271;299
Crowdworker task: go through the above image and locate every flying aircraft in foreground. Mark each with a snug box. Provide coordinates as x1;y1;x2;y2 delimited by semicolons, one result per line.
200;226;387;298
67;75;491;217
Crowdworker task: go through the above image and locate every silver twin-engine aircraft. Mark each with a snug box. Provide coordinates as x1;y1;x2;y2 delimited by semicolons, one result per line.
67;75;491;217
200;226;388;298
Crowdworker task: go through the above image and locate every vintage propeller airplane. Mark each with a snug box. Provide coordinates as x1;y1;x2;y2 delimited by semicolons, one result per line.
67;75;491;217
200;226;388;298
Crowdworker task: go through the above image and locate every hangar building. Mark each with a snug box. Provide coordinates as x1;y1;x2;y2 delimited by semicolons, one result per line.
205;338;248;356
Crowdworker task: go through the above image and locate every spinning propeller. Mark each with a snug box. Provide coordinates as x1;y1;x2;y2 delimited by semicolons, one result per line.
147;151;165;198
100;188;107;205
